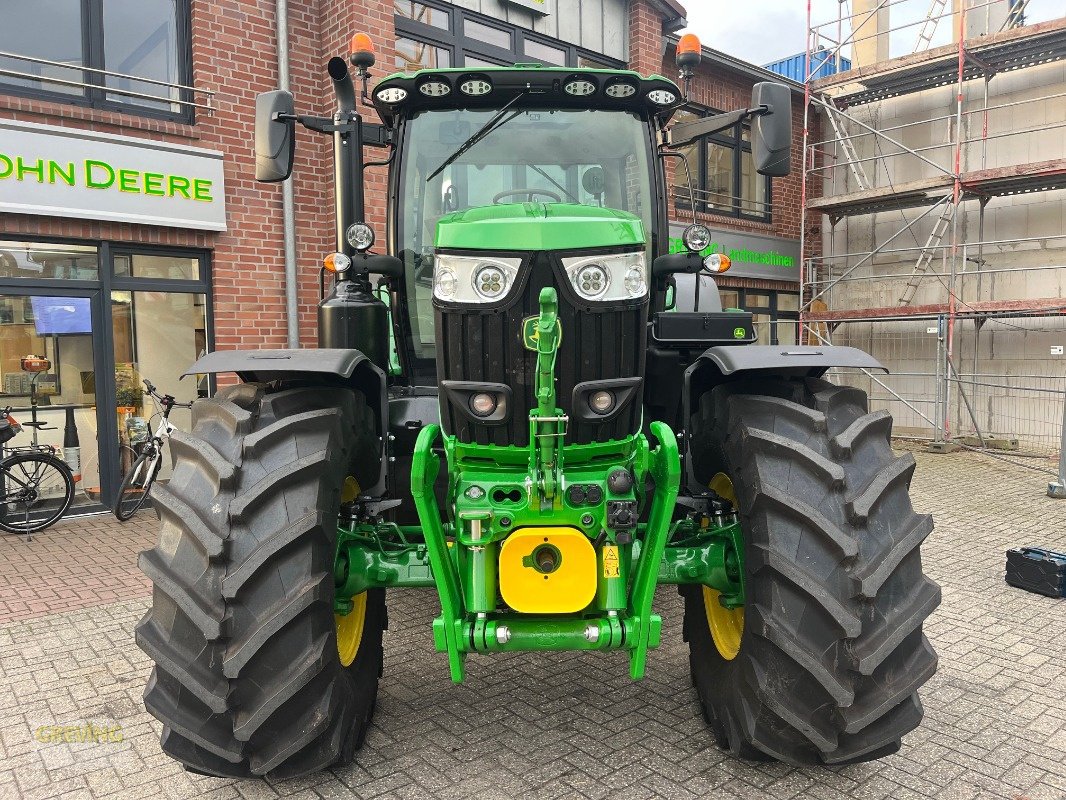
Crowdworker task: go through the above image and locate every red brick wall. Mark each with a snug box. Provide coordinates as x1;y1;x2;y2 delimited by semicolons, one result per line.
1;0;811;352
0;0;397;353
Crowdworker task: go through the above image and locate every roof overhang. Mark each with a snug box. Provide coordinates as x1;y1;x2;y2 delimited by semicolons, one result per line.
647;0;688;34
665;35;805;95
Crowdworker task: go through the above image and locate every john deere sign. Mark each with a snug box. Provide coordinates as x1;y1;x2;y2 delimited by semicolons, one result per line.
0;120;227;231
667;223;800;282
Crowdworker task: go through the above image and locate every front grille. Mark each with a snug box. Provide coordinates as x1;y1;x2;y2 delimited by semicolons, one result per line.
435;253;647;447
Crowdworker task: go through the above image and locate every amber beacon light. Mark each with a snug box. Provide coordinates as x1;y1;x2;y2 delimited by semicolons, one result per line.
676;33;701;95
350;33;376;71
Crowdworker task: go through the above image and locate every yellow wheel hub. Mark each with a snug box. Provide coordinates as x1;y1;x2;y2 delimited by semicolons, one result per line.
335;591;367;667
704;472;744;660
703;586;744;660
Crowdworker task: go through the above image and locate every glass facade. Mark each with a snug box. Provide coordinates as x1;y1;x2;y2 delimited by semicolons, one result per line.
0;239;210;515
111;289;206;485
0;0;85;97
720;288;799;346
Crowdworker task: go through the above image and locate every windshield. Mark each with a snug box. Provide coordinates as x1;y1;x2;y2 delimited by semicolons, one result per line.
397;107;655;364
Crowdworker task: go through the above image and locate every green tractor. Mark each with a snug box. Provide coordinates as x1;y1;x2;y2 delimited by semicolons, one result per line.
136;35;939;779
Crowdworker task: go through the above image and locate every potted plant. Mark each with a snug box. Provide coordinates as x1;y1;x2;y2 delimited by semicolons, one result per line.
115;386;142;412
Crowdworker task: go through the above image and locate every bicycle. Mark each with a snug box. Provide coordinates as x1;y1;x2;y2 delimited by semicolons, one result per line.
114;380;191;521
0;407;76;534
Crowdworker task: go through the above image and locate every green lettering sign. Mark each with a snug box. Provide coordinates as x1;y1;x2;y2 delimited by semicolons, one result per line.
192;179;212;202
2;146;218;214
85;160;115;189
16;157;45;183
168;175;191;198
118;169;141;193
48;161;75;186
143;172;165;197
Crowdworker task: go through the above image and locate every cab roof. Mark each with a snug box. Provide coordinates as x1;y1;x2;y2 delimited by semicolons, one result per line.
370;65;684;126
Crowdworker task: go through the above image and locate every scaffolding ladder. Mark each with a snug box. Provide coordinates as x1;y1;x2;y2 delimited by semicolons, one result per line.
914;0;951;52
898;202;956;305
823;98;870;192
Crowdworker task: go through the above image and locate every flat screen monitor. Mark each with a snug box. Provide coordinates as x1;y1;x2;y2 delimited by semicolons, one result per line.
30;296;92;336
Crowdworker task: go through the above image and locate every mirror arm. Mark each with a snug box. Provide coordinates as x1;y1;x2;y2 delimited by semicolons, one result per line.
666;104;771;148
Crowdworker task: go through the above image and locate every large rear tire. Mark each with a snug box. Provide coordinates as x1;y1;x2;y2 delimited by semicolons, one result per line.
135;382;385;778
682;376;939;765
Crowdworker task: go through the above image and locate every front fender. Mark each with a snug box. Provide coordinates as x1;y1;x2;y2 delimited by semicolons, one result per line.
681;344;886;493
688;344;884;381
183;348;387;494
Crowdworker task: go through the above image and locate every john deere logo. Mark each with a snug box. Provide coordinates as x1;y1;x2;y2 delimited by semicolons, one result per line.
733;327;747;339
522;316;562;351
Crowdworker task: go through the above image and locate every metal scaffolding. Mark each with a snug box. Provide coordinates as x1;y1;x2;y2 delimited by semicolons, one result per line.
800;2;1066;483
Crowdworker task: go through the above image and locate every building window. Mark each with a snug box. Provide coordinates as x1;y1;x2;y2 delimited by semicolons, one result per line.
394;1;449;30
393;0;623;72
396;37;451;71
670;106;772;222
0;0;192;120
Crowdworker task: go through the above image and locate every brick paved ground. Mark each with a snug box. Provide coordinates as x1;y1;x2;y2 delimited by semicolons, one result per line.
1;447;1065;800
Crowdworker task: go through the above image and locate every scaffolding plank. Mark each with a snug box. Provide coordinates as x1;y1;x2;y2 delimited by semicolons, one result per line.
961;159;1066;196
806;175;953;216
808;159;1066;217
813;17;1066;107
805;296;1066;322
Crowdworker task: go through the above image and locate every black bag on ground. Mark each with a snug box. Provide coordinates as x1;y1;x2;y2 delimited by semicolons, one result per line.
1005;547;1066;598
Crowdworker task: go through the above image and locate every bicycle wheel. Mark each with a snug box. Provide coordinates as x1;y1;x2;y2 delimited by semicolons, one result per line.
0;451;76;534
115;447;161;521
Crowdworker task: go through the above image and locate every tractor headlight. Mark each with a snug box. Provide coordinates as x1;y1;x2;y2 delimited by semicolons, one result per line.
345;222;375;251
433;254;522;303
561;251;648;303
573;263;610;300
682;224;712;252
434;265;458;299
589;390;615;414
473;264;507;300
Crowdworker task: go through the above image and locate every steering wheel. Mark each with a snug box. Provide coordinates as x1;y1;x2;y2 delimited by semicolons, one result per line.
492;188;563;204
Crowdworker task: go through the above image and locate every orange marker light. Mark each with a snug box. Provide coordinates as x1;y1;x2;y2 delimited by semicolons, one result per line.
703;253;731;274
323;252;351;273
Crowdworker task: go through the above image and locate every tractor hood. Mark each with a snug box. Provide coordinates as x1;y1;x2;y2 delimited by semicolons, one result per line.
434;203;645;252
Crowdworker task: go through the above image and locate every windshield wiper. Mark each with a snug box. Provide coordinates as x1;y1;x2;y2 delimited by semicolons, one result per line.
527;163;580;204
426;89;531;183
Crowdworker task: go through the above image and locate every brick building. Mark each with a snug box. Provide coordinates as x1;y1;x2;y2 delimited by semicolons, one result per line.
0;0;803;514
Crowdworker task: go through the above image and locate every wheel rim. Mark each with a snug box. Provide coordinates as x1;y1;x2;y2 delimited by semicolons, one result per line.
335;591;367;667
705;472;744;661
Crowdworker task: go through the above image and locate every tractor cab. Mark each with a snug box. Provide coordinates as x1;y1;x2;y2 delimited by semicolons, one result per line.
371;66;674;385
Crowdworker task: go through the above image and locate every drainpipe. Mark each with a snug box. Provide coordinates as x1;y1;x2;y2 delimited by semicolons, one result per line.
276;0;300;348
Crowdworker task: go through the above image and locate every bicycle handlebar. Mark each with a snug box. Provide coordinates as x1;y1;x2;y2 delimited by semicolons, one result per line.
142;379;192;409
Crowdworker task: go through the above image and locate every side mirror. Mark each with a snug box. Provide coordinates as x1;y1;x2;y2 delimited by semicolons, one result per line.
581;167;605;197
255;90;296;182
751;82;792;177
